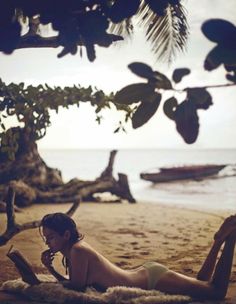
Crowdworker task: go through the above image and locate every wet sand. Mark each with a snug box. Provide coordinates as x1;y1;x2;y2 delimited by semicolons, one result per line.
0;201;235;303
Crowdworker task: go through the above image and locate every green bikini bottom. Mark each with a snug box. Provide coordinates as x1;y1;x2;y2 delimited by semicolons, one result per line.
143;261;169;290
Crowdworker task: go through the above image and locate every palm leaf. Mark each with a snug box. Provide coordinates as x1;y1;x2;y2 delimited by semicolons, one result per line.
109;18;134;39
137;1;189;63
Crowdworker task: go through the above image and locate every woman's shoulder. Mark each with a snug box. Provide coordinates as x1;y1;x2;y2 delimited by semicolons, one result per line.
71;241;97;256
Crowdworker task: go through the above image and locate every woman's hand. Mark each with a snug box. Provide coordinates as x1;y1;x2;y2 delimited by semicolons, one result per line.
41;249;55;269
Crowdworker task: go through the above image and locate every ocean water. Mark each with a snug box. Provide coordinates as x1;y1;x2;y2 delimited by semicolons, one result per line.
39;149;236;213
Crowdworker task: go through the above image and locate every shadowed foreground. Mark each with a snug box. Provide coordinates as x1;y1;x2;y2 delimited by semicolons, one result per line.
0;201;235;303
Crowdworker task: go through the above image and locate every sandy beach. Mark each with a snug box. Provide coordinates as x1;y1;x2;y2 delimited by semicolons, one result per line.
0;200;235;303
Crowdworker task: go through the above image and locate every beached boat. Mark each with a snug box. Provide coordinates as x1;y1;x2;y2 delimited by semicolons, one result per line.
140;164;227;183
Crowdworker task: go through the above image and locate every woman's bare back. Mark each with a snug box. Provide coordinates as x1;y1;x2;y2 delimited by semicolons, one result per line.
70;241;148;291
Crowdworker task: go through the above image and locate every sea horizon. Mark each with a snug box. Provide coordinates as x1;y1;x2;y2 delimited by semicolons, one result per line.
39;147;236;151
39;148;236;213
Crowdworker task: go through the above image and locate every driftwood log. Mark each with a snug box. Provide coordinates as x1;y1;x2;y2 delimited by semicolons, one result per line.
0;128;135;207
0;150;136;246
0;131;136;246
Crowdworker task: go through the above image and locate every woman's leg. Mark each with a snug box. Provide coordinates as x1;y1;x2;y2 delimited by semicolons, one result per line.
197;215;236;281
196;239;223;281
211;232;236;297
154;224;236;300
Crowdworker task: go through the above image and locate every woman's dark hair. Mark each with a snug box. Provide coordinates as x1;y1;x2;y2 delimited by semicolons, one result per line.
39;213;84;244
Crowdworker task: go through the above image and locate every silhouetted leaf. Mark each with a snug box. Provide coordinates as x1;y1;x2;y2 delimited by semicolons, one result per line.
85;43;96;62
151;71;172;89
186;88;213;110
163;97;178;120
172;68;191;83
114;83;155;105
174;101;199;144
168;0;181;5
109;0;140;23
226;73;236;82
202;19;236;48
204;45;236;71
132;93;161;128
114;127;120;133
128;62;155;79
224;64;236;72
0;20;21;54
145;0;169;16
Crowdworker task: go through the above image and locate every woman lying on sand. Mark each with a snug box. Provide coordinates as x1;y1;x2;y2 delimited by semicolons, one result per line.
38;213;236;300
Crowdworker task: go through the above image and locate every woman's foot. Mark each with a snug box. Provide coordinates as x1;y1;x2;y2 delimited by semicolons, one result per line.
214;215;236;242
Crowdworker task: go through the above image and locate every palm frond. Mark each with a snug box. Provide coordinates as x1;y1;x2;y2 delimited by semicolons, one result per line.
108;18;134;39
137;1;189;63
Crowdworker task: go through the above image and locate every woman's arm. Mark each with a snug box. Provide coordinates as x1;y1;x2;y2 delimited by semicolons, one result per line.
47;265;68;282
41;250;67;282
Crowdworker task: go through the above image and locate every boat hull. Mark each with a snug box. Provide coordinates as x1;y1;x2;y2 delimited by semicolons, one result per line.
140;165;226;183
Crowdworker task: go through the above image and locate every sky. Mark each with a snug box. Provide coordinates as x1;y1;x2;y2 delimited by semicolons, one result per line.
0;0;236;150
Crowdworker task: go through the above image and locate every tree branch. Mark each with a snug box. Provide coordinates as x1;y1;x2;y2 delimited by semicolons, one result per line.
99;150;117;178
15;33;123;50
0;189;80;246
66;199;81;217
6;186;16;230
18;35;61;49
199;83;236;89
163;83;236;94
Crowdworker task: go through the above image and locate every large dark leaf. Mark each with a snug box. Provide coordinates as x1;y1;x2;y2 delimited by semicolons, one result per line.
109;0;140;23
172;68;191;83
152;71;172;89
224;64;236;72
132;93;161;128
186;88;213;110
204;45;236;71
114;83;155;105
202;19;236;48
128;62;155;79
163;97;178;120
0;20;21;54
174;101;199;144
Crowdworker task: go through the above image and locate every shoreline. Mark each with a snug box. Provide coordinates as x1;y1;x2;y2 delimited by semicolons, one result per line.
0;200;235;302
139;199;230;219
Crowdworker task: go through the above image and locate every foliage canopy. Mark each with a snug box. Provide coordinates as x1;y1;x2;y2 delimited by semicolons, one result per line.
0;81;120;159
0;0;188;62
0;0;236;159
113;19;236;143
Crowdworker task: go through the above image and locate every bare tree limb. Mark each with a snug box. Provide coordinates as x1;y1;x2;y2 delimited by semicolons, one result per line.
6;186;16;230
66;199;81;217
100;150;117;179
15;33;123;50
0;190;80;246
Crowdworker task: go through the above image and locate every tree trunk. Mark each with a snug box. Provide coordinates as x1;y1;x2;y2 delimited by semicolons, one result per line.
0;127;136;208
